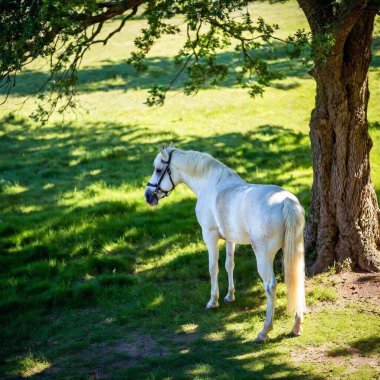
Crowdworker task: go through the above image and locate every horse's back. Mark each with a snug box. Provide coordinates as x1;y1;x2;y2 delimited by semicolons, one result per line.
214;183;300;247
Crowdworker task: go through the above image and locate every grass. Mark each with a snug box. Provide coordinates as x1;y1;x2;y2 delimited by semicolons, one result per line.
1;1;380;379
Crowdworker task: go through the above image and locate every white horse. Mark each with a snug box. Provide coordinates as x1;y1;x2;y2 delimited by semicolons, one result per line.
145;144;306;342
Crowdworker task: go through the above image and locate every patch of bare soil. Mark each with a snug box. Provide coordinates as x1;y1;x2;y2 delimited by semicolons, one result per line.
334;272;380;307
306;272;380;312
111;333;169;358
291;343;380;376
299;273;380;377
96;331;198;371
44;330;199;379
291;344;344;365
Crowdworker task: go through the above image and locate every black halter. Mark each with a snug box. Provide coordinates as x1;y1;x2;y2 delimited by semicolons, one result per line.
147;150;175;198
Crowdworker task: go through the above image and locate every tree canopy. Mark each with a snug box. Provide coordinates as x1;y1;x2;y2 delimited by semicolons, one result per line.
0;0;312;120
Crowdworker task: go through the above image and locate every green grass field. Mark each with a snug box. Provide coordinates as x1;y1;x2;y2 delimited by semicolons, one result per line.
1;2;380;379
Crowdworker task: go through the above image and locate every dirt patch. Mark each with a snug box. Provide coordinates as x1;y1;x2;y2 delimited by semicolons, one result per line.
306;272;380;311
109;330;199;359
291;344;344;365
334;272;380;307
44;331;199;379
291;343;380;375
112;333;169;358
293;274;379;378
76;331;198;369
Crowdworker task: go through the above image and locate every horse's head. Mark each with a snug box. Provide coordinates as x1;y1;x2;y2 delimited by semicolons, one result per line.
145;143;177;206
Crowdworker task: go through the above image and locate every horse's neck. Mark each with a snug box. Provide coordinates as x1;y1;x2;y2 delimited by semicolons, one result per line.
176;155;242;197
178;170;209;197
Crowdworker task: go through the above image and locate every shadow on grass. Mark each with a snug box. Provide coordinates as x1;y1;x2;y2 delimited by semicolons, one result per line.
4;31;380;96
0;114;316;378
1;42;311;98
327;336;380;358
2;34;379;99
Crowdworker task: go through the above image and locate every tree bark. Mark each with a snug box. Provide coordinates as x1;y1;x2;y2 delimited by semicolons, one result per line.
301;7;380;273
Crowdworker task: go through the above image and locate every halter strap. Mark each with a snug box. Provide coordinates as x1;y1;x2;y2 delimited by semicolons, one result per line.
147;150;175;197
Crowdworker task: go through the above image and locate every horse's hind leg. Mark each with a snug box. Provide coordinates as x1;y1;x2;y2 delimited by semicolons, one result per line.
292;313;303;336
202;228;220;309
224;241;235;303
254;246;277;342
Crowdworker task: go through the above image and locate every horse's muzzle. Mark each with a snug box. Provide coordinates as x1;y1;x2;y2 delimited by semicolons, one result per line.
145;188;158;206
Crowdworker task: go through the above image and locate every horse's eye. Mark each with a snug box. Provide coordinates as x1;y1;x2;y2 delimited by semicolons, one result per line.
156;169;162;174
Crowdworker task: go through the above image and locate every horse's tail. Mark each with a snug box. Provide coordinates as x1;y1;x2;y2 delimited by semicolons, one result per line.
282;198;306;317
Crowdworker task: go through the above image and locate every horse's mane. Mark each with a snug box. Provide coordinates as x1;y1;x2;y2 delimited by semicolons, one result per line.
174;149;239;179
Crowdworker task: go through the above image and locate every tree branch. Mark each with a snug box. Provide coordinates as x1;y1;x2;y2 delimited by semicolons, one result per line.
80;0;145;27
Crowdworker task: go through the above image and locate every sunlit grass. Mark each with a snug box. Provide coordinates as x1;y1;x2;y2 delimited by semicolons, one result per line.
4;351;50;378
307;287;339;305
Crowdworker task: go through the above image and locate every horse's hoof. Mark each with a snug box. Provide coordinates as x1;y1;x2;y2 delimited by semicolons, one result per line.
254;333;269;343
224;294;235;303
291;326;303;336
205;301;219;309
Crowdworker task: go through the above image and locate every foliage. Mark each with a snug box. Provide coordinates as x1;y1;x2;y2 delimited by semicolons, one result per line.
0;0;311;121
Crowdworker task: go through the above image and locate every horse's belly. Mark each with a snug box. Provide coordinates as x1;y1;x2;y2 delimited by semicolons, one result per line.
216;218;251;244
220;229;251;244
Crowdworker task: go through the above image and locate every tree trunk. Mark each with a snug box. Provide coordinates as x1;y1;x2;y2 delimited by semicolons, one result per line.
304;10;380;273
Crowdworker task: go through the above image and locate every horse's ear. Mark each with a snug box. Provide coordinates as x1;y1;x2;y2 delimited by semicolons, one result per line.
159;146;169;160
169;142;174;149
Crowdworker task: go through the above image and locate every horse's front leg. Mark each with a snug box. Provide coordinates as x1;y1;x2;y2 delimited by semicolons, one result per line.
202;228;220;309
